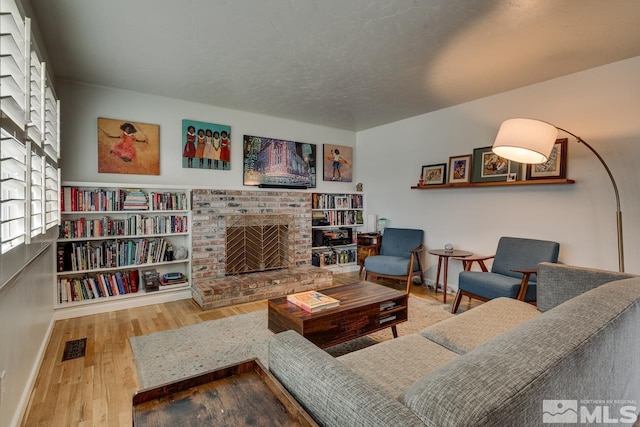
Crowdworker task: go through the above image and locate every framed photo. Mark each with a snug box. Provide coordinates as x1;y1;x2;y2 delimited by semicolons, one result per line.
472;146;520;183
182;119;231;170
448;154;472;184
421;163;447;185
526;138;568;180
97;117;160;175
323;144;353;182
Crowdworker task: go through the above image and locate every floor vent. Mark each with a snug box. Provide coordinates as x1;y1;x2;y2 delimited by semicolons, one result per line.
62;338;87;361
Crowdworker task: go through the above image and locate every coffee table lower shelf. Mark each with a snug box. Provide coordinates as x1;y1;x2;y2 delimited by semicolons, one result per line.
132;358;318;426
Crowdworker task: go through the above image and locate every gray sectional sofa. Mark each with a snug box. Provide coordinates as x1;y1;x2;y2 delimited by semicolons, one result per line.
268;263;640;426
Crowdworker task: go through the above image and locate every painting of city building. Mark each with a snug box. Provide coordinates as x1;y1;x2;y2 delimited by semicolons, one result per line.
243;135;316;188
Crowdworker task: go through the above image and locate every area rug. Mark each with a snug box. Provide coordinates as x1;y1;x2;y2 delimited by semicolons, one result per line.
129;295;453;388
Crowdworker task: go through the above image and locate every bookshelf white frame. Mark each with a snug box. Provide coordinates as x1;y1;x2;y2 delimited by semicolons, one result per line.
54;182;193;319
311;192;364;274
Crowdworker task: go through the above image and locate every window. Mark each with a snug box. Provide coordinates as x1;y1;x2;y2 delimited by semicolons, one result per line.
0;130;27;252
1;0;60;267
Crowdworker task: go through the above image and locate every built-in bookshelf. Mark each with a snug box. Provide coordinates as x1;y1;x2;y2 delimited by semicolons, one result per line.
55;182;192;318
311;192;364;273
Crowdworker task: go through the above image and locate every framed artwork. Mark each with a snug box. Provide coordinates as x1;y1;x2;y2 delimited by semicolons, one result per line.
97;117;159;175
421;163;447;185
243;135;316;188
526;138;568;180
472;146;521;183
323;144;353;182
448;154;472;184
182;119;231;170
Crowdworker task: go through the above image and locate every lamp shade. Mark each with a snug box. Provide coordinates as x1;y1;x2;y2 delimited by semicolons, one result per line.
492;118;558;164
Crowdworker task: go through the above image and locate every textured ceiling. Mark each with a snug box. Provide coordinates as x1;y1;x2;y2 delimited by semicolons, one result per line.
28;0;640;131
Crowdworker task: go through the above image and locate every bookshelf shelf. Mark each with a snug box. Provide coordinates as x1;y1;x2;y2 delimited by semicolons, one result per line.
55;258;190;276
58;232;189;243
55;183;192;316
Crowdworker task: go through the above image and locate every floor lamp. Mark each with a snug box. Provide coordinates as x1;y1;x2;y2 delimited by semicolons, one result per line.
492;118;624;272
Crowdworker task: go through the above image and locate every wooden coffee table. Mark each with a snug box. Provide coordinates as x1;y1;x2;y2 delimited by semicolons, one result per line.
267;281;408;349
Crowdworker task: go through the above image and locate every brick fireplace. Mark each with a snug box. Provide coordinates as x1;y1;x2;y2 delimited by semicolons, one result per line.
190;189;333;309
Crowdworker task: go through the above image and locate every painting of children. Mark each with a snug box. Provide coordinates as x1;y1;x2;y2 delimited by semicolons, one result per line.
182;119;231;170
98;117;160;175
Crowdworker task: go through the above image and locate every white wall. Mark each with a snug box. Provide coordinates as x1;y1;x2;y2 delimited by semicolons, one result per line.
57;80;357;194
0;248;54;427
357;56;640;285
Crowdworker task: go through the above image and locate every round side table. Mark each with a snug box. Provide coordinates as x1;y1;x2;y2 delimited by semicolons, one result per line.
428;249;472;303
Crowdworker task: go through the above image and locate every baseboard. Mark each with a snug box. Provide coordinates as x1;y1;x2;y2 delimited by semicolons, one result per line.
53;288;193;320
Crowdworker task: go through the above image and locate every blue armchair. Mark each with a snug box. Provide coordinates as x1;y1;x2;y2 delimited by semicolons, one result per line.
364;228;424;293
451;236;560;313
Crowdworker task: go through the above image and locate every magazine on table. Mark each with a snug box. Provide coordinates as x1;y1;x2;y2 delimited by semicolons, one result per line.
286;290;340;312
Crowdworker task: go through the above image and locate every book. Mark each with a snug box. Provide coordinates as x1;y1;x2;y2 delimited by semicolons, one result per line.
286;290;340;313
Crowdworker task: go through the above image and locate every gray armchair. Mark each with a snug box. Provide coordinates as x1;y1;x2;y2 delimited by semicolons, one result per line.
451;236;560;313
364;228;424;293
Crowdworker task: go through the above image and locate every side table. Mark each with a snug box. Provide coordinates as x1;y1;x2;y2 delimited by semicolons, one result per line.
357;232;382;277
428;249;472;303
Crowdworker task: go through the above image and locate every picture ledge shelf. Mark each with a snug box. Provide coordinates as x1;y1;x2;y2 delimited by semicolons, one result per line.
411;178;575;190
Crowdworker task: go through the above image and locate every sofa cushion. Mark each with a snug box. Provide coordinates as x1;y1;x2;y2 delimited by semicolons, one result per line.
420;297;540;354
459;271;537;301
400;278;640;427
365;255;419;276
268;330;426;427
338;334;459;398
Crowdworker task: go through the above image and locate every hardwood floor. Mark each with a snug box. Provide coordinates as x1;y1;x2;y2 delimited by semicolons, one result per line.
20;272;479;427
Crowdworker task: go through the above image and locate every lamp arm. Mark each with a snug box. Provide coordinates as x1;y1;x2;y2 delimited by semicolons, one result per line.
556;127;621;211
556;126;624;272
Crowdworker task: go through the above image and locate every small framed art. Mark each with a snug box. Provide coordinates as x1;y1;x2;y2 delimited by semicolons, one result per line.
421;163;447;185
448;154;472;184
526;138;568;180
323;144;353;182
472;146;520;183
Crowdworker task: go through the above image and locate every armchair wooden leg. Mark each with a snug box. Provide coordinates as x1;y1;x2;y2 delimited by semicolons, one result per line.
451;290;463;314
414;256;425;285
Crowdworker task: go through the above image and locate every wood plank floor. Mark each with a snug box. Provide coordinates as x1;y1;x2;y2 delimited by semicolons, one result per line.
20;272;479;427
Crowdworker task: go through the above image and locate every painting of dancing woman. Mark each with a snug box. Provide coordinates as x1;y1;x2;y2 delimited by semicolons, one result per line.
98;117;160;175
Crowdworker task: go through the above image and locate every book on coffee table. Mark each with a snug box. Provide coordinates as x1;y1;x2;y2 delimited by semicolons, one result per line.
286;290;340;313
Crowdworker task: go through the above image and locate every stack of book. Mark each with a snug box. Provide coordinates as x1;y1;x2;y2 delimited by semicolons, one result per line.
160;272;188;289
286;290;340;313
123;189;148;210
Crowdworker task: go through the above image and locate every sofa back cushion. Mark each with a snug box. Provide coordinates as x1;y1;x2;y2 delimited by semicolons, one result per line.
537;262;637;312
379;228;423;258
401;277;640;427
